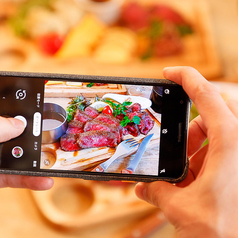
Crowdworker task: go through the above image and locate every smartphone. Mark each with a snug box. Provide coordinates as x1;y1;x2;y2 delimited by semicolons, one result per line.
0;71;190;183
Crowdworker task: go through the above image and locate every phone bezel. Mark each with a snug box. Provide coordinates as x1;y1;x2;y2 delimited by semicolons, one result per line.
0;71;191;183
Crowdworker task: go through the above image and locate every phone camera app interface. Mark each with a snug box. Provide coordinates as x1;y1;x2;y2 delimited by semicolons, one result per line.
40;82;161;177
0;77;45;170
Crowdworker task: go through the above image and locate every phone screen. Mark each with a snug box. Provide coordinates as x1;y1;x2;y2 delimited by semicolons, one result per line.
0;74;189;181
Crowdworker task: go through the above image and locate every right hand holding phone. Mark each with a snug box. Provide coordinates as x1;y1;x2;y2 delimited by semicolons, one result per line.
135;66;238;237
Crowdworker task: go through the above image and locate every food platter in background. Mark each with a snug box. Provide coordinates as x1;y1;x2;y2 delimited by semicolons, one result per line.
0;0;222;80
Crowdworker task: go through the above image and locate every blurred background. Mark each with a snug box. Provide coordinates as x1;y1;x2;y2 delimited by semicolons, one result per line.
0;0;238;237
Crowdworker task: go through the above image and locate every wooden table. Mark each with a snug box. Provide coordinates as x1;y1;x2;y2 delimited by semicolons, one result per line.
0;183;175;238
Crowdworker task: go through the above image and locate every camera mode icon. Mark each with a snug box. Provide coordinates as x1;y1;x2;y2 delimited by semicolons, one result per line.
16;89;26;100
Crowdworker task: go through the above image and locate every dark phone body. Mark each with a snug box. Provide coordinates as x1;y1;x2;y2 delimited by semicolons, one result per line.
0;71;190;183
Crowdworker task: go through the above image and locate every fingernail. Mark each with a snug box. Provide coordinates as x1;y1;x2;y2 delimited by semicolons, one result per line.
142;186;147;200
136;182;147;200
163;66;172;71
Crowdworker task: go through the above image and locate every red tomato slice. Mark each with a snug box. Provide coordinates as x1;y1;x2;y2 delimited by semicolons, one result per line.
102;105;113;116
36;33;64;55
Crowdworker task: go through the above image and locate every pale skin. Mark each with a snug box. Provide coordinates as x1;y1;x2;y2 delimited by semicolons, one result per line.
135;66;238;237
0;117;54;190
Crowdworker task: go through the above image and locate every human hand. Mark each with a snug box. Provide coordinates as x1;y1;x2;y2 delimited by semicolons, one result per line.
0;117;54;190
135;67;238;237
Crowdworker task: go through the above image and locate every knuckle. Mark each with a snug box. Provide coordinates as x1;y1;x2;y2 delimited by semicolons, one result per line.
194;82;219;102
180;66;199;77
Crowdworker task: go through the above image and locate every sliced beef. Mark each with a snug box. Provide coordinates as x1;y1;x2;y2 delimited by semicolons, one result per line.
116;114;124;121
74;109;93;124
60;134;80;151
127;111;139;120
138;112;155;135
78;131;118;149
127;103;141;113
66;120;84;134
96;113;123;138
84;106;100;118
84;120;121;143
123;123;140;137
96;113;120;126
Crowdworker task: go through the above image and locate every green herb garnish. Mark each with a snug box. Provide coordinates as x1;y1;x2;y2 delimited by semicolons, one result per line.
105;100;132;117
176;24;193;36
87;83;94;87
104;99;141;127
9;0;54;37
120;115;141;127
132;115;141;124
66;95;90;122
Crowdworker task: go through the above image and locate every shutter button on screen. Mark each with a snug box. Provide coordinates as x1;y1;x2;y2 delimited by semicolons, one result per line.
14;115;27;128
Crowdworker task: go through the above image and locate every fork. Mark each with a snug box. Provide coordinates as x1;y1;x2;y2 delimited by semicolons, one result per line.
92;138;139;172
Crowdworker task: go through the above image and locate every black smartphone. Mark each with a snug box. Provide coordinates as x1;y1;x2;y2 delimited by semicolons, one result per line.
0;71;190;183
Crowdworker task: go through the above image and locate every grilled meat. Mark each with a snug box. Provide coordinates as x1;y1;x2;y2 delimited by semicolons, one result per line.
66;120;84;134
60;134;80;151
127;102;141;113
138;112;155;135
74;109;93;124
84;119;121;143
95;113;120;126
84;106;100;118
78;131;118;149
123;123;140;137
60;102;155;151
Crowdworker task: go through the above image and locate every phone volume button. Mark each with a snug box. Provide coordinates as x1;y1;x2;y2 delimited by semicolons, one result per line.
33;112;41;137
178;123;182;142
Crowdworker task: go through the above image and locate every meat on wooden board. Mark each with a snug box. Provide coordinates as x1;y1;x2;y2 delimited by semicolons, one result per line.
60;102;155;152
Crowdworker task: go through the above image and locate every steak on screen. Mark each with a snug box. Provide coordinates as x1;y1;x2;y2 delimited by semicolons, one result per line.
60;131;118;151
138;111;155;135
78;131;118;149
84;106;100;118
60;134;80;151
95;113;120;126
84;120;121;143
74;109;93;124
66;120;84;134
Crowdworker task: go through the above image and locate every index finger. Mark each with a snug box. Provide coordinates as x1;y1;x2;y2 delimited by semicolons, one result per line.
163;67;235;133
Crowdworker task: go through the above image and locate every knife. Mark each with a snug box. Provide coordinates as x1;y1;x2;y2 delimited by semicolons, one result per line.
121;133;154;174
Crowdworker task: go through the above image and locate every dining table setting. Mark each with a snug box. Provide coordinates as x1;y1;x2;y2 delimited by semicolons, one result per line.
0;0;238;237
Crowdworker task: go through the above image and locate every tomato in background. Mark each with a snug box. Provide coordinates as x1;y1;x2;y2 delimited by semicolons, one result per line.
102;105;113;116
36;33;64;55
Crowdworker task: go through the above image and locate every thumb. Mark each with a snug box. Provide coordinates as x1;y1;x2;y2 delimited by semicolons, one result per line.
0;117;26;143
135;181;179;209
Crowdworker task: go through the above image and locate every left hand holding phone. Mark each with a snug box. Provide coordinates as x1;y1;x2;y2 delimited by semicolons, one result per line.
0;116;54;190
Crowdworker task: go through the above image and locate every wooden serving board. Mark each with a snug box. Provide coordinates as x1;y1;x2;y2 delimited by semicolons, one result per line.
44;82;127;98
0;0;222;80
31;178;156;230
41;110;161;175
41;109;160;175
